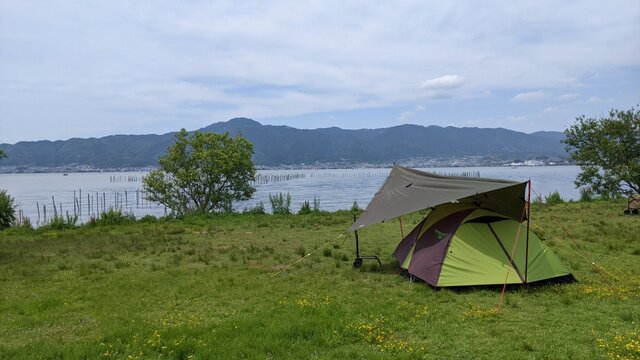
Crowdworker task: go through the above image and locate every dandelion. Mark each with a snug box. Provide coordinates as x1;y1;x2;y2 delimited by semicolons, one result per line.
595;328;640;359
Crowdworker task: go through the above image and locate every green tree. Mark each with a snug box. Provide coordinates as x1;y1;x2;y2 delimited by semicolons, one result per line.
0;149;6;159
143;129;256;216
563;106;640;197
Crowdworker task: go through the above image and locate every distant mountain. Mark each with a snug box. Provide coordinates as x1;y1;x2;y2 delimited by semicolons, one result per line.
0;118;567;169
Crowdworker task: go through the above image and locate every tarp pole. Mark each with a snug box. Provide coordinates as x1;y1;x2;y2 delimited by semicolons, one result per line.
497;201;527;313
353;214;360;259
399;216;404;239
525;179;531;284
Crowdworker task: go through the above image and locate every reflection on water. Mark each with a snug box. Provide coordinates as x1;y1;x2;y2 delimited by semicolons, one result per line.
0;166;580;225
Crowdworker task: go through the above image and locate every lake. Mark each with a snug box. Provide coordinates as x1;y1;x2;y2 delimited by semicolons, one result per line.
0;166;581;226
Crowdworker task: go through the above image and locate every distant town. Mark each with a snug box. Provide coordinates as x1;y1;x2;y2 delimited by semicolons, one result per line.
0;155;571;174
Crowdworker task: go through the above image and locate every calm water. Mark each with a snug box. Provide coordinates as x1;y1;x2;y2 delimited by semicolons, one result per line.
0;166;580;225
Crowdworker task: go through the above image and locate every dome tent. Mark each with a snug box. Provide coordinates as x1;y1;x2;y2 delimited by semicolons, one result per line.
351;165;571;287
394;203;569;286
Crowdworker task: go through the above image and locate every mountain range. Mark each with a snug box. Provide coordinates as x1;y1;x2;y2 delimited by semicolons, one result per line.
0;118;567;169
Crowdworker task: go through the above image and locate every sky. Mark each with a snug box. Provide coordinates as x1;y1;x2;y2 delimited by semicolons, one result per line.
1;1;639;144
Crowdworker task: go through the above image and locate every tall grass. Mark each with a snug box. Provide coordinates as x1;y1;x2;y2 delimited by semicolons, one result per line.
269;192;292;215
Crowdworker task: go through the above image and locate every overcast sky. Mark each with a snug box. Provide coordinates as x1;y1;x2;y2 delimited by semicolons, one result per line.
1;1;639;144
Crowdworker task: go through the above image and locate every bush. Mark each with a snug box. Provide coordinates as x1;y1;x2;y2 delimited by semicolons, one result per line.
298;200;311;215
579;187;595;202
138;214;158;223
14;217;33;231
545;191;565;205
269;193;292;215
243;201;266;215
0;189;16;231
299;196;321;215
42;213;78;231
90;208;136;226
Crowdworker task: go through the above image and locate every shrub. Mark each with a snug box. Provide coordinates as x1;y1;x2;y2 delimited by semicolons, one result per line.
0;189;16;230
243;201;266;215
545;191;565;205
42;213;78;231
91;208;136;226
138;214;158;223
269;193;292;215
4;215;33;234
299;196;321;215
298;201;311;215
579;187;595;202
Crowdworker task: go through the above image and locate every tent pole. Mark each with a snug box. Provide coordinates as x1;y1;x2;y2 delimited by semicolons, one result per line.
352;214;381;268
524;180;531;284
399;216;404;239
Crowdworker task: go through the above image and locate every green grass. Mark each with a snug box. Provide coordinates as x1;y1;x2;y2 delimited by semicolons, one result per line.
0;201;639;359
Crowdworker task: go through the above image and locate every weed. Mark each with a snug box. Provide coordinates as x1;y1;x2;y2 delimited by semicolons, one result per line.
269;193;292;215
41;213;78;231
579;187;595;202
89;208;136;226
295;245;306;258
545;190;565;205
138;214;158;223
243;201;266;215
298;200;311;215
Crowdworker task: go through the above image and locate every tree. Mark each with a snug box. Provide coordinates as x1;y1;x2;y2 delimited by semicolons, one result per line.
143;129;256;215
563;106;640;197
0;149;6;159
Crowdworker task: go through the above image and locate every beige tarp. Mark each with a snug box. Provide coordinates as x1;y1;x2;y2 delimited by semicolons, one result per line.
349;165;528;231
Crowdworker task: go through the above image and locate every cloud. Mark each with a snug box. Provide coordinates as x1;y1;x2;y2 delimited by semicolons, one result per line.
420;75;466;90
512;91;547;102
398;105;425;121
0;1;638;142
556;93;580;101
507;115;527;123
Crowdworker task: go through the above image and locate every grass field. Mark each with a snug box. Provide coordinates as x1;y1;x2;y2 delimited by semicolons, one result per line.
0;200;639;359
